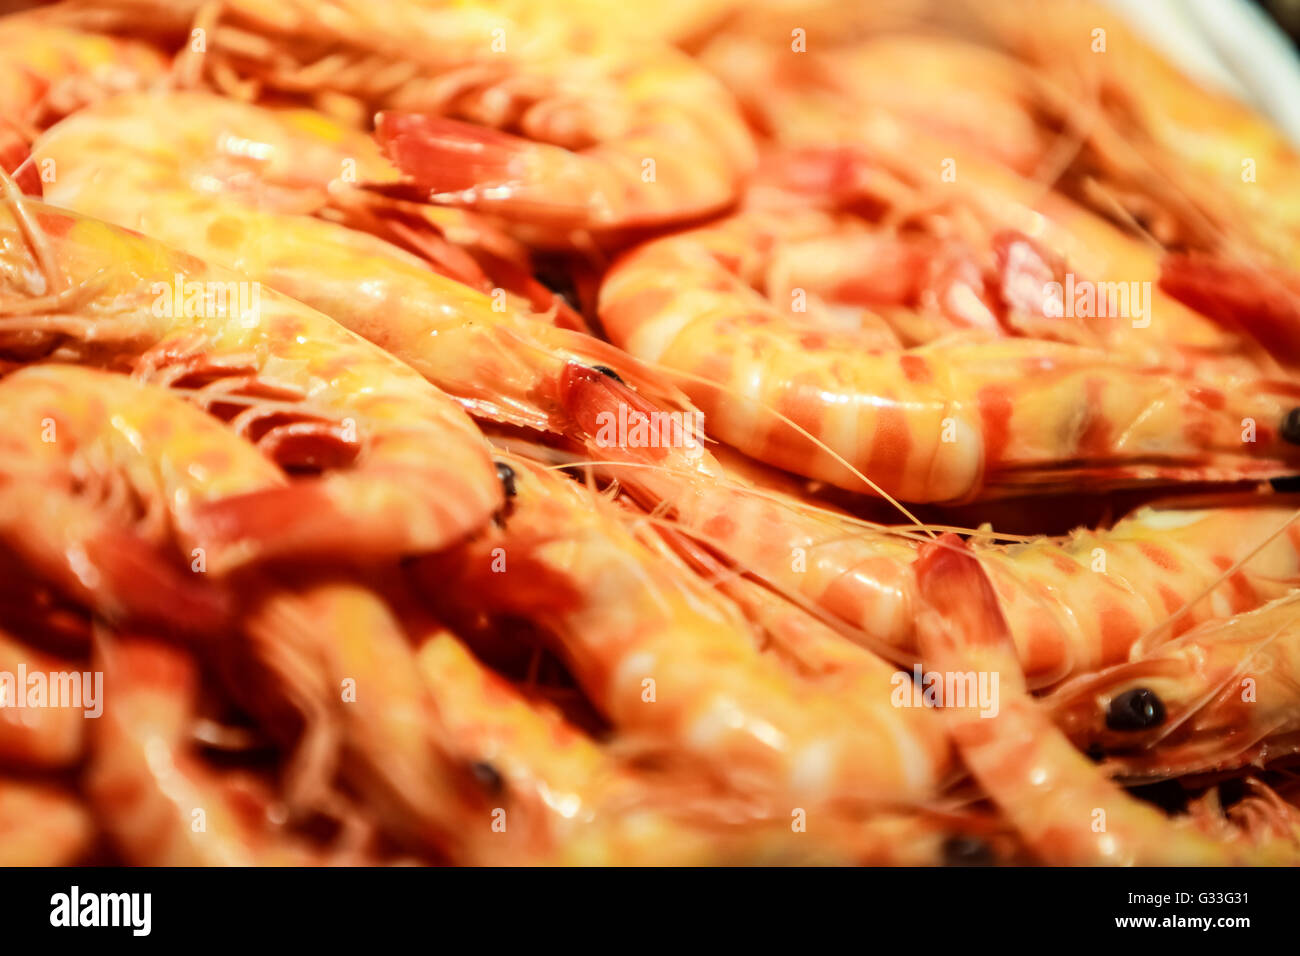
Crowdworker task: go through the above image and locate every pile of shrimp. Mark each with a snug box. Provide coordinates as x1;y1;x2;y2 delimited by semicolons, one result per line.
3;0;1300;865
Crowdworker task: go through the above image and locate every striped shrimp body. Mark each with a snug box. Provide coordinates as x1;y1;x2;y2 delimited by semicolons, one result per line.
32;90;687;438
0;197;502;571
699;30;1296;368
414;453;952;812
560;365;1300;686
914;535;1300;865
374;42;757;237
1047;592;1300;778
598;204;1300;503
978;502;1300;687
26;88;573;317
48;0;756;236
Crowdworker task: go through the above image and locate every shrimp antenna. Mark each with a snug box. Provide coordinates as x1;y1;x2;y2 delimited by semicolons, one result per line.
0;167;65;296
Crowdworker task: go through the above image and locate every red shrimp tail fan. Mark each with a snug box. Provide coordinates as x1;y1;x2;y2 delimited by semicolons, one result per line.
1160;252;1300;367
914;534;1024;686
375;112;588;225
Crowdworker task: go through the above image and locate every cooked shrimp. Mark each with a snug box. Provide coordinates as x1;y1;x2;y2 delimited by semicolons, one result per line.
0;778;94;865
413;612;1005;864
86;632;341;866
0;193;502;570
373;42;756;235
599;197;1300;502
47;0;756;236
560;364;1300;687
413;452;952;811
0;363;274;632
32;90;687;439
914;533;1300;864
0;18;167;193
973;0;1300;265
1048;592;1300;778
235;579;493;860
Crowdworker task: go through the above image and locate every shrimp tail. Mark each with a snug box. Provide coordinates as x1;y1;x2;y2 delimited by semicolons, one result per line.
914;533;1020;678
1160;252;1300;367
376;113;524;197
375;112;593;226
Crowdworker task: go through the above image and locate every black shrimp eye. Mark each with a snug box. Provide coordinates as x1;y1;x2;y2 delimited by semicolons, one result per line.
1105;687;1166;731
1282;407;1300;445
494;461;517;498
590;365;625;385
1085;742;1106;763
942;834;995;867
471;761;504;797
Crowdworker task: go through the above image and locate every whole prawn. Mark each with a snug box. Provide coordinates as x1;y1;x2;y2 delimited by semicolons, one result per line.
0;191;502;571
44;0;757;237
597;155;1300;503
561;356;1300;688
914;534;1300;865
413;452;953;812
31;90;690;443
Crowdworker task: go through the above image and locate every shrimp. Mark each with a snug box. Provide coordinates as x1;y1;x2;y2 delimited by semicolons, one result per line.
413;617;1006;864
233;578;496;861
913;533;1300;864
702;29;1300;369
46;0;756;236
970;0;1300;265
1047;593;1300;778
31;89;687;438
412;452;952;812
0;779;94;865
86;632;346;866
0;363;274;632
0;194;502;570
598;204;1300;502
373;42;757;236
560;364;1300;687
0;626;87;769
0;18;168;193
701;30;1054;177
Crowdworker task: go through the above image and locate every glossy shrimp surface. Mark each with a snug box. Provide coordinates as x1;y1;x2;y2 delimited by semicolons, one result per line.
32;90;690;439
5;0;1300;869
0;197;502;570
